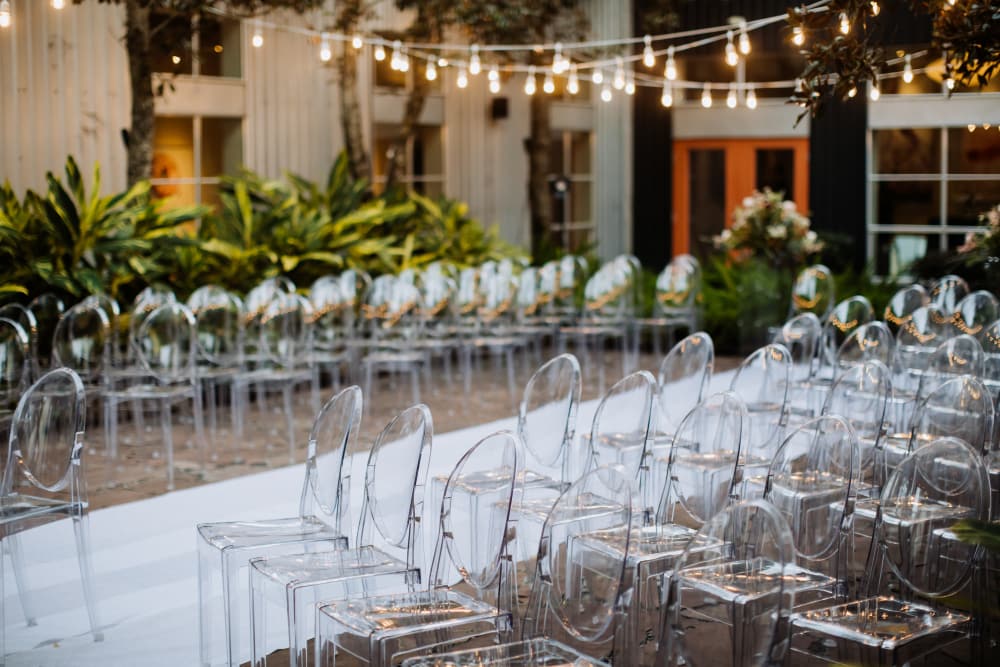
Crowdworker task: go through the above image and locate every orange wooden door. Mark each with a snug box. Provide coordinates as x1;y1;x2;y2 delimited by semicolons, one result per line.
672;138;809;256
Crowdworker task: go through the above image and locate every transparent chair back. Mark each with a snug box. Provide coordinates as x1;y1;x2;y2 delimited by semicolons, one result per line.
655;258;699;313
659;391;747;527
519;353;581;484
893;305;951;395
259;292;312;369
187;285;243;367
556;255;586;317
662;499;796;667
774;313;821;384
981;319;1000;401
729;344;791;462
536;261;559;317
656;332;714;439
819;296;875;367
952;289;999;336
136;302;198;384
308;276;345;350
0;317;30;416
478;272;518;328
916;333;985;401
876;436;989;598
27;292;65;367
834;321;894;373
514;267;540;321
129;287;176;345
883;283;928;331
910;374;994;454
0;303;38;345
52;301;111;384
928;274;970;315
417;269;455;327
789;263;835;319
588;370;656;480
524;463;636;654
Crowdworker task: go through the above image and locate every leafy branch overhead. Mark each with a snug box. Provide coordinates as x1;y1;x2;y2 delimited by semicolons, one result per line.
787;0;1000;115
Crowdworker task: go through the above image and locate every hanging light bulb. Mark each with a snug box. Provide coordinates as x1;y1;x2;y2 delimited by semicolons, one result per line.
725;31;738;67
701;84;712;108
319;33;332;63
351;33;363;50
552;43;564;73
592;68;604;85
902;54;914;83
945;75;955;90
524;66;537;95
456;65;468;89
488;65;500;94
0;0;11;29
425;57;437;81
726;86;738;108
469;44;481;75
567;66;579;95
869;79;880;101
968;124;976;132
839;12;850;35
613;57;626;90
437;57;448;67
390;40;402;70
543;71;555;94
642;35;655;68
601;81;613;102
52;0;65;9
746;85;757;109
870;1;880;16
625;70;635;95
398;51;409;72
665;46;677;81
374;43;386;62
251;21;264;48
738;22;751;55
847;85;858;98
792;26;804;46
661;81;673;107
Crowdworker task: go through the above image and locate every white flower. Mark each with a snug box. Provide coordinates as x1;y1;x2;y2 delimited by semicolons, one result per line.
732;217;747;232
782;200;797;214
805;230;817;243
720;229;732;242
767;224;787;239
742;196;755;209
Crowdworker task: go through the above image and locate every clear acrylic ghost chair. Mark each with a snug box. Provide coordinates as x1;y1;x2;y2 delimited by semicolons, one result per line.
52;301;111;397
834;321;894;375
361;277;426;411
414;268;458;388
0;304;39;380
773;313;823;420
888;305;952;428
883;283;928;333
249;404;433;667
462;271;524;401
197;385;362;667
728;344;792;465
0;368;102;655
308;276;352;399
26;292;65;370
315;430;521;667
82;293;122;364
188;286;244;444
108;287;177;396
650;332;714;453
0;317;30;427
554;254;588;323
402;463;638;667
789;264;836;320
915;333;985;401
103;302;205;489
511;267;552;364
816;296;876;383
659;499;797;667
790;437;988;666
637;256;703;360
952;290;999;337
981;318;1000;403
929;274;970;315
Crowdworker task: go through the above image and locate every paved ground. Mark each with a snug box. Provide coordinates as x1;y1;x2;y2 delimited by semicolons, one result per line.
82;347;740;511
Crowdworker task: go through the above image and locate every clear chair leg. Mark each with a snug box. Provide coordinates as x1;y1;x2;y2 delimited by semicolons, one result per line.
283;385;295;464
72;513;103;641
6;535;37;626
162;400;175;491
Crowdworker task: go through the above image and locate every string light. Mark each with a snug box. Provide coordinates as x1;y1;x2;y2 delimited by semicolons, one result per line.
0;0;11;29
567;66;579;95
524;66;537;95
469;45;481;75
390;40;403;70
172;55;181;65
839;12;850;35
613;57;626;90
425;57;437;81
665;46;677;81
945;76;955;90
738;21;751;55
869;79;880;101
374;43;386;61
543;71;555;94
625;70;636;95
52;0;65;9
642;35;655;68
725;31;739;66
592;68;604;85
437;56;448;67
660;81;673;107
351;33;363;50
726;86;738;108
488;65;500;94
847;85;857;98
319;33;332;62
870;1;880;16
746;85;757;109
251;21;264;48
701;83;712;108
456;65;468;88
601;81;612;102
792;26;805;46
553;43;569;74
968;124;976;132
902;54;913;83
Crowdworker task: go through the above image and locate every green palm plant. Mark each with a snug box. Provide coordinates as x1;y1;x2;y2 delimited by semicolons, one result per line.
0;182;34;298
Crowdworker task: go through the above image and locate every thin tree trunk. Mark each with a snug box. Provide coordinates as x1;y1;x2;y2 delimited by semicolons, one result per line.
337;43;371;184
384;75;428;192
124;0;154;186
527;91;553;257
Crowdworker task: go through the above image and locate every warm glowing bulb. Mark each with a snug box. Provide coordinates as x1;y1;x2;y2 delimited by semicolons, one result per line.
665;46;677;81
847;85;857;98
251;28;264;49
661;82;673;107
398;54;409;72
52;0;65;9
469;45;481;75
738;25;751;55
351;34;363;50
792;26;805;46
870;1;880;16
946;76;955;90
601;82;612;102
426;58;437;81
171;55;181;65
489;78;500;94
390;41;402;70
552;43;564;73
839;12;850;35
726;87;737;108
320;34;332;62
0;1;11;29
592;69;604;85
625;72;635;95
374;44;386;61
947;0;956;5
643;35;655;68
613;57;625;90
567;67;579;95
902;55;914;83
869;81;880;100
746;86;757;109
488;66;499;82
701;84;712;108
968;124;976;132
543;71;555;94
725;32;738;66
456;66;468;88
525;67;537;95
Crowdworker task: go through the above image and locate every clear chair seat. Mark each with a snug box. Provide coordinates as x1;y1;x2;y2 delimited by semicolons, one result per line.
577;522;696;561
198;516;347;551
236;367;311;385
0;494;81;524
399;637;610;666
251;545;412;588
680;558;835;603
103;382;195;401
363;350;426;365
320;589;497;638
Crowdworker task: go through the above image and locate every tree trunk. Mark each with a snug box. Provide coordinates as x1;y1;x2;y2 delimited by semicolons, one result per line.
124;0;154;187
384;75;428;192
526;91;553;257
337;43;371;184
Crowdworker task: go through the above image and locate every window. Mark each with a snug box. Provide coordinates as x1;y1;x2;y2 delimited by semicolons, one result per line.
151;116;243;210
548;131;594;252
868;125;1000;274
150;12;241;78
372;125;445;197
